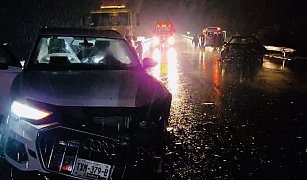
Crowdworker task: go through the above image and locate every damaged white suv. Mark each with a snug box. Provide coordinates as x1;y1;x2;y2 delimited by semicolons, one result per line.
0;28;171;179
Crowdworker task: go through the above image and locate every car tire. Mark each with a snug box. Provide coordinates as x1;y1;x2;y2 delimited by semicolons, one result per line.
152;113;169;177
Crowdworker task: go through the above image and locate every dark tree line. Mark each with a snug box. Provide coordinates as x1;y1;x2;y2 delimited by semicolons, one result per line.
0;0;98;57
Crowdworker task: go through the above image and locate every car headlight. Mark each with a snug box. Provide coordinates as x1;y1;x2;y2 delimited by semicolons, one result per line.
11;101;52;120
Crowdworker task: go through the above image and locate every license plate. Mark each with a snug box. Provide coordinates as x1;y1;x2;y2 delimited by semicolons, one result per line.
72;158;111;180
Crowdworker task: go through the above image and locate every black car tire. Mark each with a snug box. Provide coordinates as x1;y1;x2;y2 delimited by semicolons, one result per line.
152;110;170;176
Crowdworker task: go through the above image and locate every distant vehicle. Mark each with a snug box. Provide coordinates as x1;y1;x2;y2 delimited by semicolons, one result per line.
220;36;267;64
86;3;140;47
202;27;226;48
0;43;22;122
0;28;172;179
153;21;175;48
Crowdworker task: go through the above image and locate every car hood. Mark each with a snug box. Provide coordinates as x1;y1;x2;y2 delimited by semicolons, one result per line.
13;70;169;107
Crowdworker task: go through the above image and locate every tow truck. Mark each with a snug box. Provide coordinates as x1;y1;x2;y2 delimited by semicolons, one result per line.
85;3;141;47
153;21;175;48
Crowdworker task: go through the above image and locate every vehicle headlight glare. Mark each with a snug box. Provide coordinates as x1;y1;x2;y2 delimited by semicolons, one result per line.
11;101;52;120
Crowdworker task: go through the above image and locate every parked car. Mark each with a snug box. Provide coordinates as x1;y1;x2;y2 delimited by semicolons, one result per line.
0;28;172;179
220;36;267;64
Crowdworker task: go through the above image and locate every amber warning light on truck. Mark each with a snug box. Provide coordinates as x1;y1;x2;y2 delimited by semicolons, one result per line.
100;5;126;9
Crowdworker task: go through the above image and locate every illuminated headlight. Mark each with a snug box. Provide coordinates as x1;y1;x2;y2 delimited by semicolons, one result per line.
153;36;160;46
167;36;175;45
11;101;52;120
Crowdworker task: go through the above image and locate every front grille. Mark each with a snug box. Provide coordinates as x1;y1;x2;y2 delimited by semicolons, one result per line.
37;127;129;178
53;106;148;138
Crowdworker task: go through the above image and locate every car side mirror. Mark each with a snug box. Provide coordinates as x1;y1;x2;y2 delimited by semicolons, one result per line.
142;57;157;69
0;62;9;70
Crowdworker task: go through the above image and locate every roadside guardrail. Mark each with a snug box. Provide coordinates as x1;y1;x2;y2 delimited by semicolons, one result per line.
180;34;193;40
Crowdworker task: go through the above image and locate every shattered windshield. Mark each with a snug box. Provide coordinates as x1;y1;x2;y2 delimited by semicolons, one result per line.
229;37;257;44
29;36;139;70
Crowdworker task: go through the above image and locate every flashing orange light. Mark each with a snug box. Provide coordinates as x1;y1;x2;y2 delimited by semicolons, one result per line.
100;5;126;9
217;27;221;31
162;24;167;27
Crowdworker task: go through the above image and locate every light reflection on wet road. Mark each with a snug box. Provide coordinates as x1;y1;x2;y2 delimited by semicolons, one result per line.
145;36;307;179
0;36;306;180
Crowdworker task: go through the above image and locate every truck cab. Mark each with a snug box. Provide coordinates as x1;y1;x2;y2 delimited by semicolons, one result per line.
88;4;140;46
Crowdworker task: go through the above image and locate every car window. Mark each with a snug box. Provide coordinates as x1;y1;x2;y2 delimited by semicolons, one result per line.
229;38;241;44
241;38;255;44
229;37;256;44
29;36;140;70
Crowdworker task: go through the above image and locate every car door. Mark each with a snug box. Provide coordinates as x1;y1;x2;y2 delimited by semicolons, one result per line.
0;44;22;119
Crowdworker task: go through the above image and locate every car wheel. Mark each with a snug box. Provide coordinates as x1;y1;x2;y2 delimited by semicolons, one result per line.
150;113;169;176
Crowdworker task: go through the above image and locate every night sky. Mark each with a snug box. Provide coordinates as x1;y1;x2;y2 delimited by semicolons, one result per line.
1;0;306;57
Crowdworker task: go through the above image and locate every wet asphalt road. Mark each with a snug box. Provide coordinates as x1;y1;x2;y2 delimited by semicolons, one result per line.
1;36;307;180
146;36;307;179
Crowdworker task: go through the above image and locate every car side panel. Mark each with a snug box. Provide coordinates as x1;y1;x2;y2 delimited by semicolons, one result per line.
0;66;22;117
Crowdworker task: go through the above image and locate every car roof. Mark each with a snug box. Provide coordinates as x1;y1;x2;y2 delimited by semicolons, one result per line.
39;28;125;39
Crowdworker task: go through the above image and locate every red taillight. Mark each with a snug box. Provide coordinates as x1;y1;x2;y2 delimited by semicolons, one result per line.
61;165;73;172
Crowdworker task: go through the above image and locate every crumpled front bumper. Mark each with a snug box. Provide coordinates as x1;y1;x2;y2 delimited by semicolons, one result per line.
4;116;164;179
